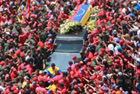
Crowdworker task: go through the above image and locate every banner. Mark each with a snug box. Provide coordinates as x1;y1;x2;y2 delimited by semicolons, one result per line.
27;0;30;13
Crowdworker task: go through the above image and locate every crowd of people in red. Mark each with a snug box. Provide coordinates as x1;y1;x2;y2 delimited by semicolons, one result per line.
0;0;140;94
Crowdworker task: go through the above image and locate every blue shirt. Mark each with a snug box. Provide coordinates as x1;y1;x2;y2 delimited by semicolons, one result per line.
134;3;140;10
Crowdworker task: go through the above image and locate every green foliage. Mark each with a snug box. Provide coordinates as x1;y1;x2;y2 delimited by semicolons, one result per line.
59;22;82;35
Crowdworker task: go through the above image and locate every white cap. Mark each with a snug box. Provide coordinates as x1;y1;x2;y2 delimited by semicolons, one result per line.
131;1;137;4
118;72;122;76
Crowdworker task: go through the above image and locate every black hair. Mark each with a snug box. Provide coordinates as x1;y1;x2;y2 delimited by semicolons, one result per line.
69;61;73;65
51;63;55;67
39;82;43;87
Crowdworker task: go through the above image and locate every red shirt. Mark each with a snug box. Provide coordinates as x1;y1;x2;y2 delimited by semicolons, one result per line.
28;33;39;43
35;86;47;94
10;68;18;80
25;64;33;75
18;63;24;71
57;87;67;94
87;52;94;60
52;73;63;83
3;87;10;94
19;32;28;44
45;42;54;51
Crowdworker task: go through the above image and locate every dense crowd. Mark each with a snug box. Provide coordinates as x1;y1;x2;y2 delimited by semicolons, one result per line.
0;0;140;94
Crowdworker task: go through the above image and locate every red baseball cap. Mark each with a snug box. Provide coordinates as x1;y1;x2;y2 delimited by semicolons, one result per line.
73;91;77;94
38;23;42;27
111;20;115;24
87;62;92;66
20;52;24;58
100;48;105;52
16;49;21;55
72;56;76;60
119;39;124;43
99;52;103;55
79;83;83;88
0;61;5;65
117;18;121;22
94;66;101;70
13;90;19;94
89;89;94;93
9;39;14;42
74;85;78;89
115;59;120;63
132;91;137;94
31;14;37;19
18;43;22;47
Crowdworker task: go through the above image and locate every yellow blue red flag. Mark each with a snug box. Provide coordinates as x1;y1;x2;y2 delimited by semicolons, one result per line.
70;4;92;26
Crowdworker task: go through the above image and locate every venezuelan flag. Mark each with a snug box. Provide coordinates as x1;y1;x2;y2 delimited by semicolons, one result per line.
71;4;92;26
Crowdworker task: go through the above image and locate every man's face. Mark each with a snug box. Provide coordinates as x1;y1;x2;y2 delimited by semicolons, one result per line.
52;66;55;70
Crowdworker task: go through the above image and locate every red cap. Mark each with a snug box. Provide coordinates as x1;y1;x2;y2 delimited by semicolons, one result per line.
38;41;44;48
115;59;120;63
31;14;37;19
33;77;37;81
137;70;140;74
11;86;17;91
94;52;98;56
33;22;37;28
87;62;92;66
72;56;76;60
88;67;92;71
50;79;54;83
126;41;130;45
117;18;121;22
0;61;5;65
73;79;77;83
13;56;17;60
94;66;100;70
90;74;96;80
73;91;77;94
127;50;131;53
16;49;21;55
119;39;124;43
30;85;34;90
85;76;88;79
13;90;19;94
9;39;14;42
132;91;137;94
99;52;103;55
22;20;27;25
5;74;9;78
100;48;105;52
26;13;30;19
46;1;50;5
74;85;78;89
20;52;24;58
89;89;94;93
2;16;6;20
79;83;83;87
70;71;74;75
18;43;22;47
117;52;122;56
126;1;130;4
106;48;110;52
119;15;123;18
99;89;104;94
38;23;42;27
111;20;115;24
121;0;124;2
36;48;40;52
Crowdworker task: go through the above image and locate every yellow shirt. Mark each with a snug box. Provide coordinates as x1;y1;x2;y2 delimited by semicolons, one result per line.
46;84;56;92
